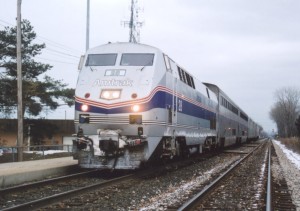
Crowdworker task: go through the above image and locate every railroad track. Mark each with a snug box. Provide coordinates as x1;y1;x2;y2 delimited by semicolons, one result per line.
177;141;267;210
1;151;231;210
176;140;297;211
0;169;131;211
1;141;275;210
1;160;188;211
0;169;99;195
1;174;135;211
267;142;296;211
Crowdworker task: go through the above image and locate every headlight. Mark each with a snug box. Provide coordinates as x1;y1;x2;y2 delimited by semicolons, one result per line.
81;104;89;112
100;89;122;100
131;105;140;112
112;91;120;98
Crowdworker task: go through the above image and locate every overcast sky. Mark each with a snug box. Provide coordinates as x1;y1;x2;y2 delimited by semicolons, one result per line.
1;0;300;133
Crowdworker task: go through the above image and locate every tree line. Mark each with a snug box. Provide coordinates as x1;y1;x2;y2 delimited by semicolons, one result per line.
270;87;300;138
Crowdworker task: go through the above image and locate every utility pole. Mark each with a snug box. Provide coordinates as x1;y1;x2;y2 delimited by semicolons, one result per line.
86;0;90;51
17;0;23;161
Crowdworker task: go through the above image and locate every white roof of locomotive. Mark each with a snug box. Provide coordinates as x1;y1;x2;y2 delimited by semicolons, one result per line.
87;42;162;54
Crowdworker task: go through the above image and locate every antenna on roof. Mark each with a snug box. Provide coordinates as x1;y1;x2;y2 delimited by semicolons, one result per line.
123;0;144;43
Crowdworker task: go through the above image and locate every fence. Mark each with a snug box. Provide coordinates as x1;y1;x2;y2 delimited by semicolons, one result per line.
0;145;73;163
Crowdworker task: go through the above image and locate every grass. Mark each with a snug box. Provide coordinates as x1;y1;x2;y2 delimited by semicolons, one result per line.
278;137;300;154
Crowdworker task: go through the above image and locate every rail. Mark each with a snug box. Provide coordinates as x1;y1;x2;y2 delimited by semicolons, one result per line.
268;141;296;210
0;169;99;194
266;144;272;211
178;142;264;211
1;173;135;211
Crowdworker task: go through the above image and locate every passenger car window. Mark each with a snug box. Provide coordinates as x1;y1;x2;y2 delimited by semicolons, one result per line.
86;54;117;66
120;53;154;66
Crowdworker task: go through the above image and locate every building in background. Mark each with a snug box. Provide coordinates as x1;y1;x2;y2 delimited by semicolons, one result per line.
0;119;75;146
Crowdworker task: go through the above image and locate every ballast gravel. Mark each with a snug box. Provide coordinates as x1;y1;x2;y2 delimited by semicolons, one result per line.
47;153;241;210
47;140;300;210
272;140;300;210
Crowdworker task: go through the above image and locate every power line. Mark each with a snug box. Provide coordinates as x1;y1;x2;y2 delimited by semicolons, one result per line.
0;46;79;65
1;49;79;64
37;36;83;54
0;18;83;55
0;19;13;26
0;18;82;65
0;23;7;28
36;57;77;65
0;46;79;64
44;47;80;58
42;50;79;62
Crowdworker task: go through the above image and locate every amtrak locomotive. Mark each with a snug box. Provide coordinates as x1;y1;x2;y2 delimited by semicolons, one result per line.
73;42;261;169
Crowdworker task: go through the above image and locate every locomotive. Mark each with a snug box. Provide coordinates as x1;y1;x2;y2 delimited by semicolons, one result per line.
73;42;261;169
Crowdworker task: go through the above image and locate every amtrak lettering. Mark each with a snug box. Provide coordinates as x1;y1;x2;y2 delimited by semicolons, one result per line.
93;79;133;87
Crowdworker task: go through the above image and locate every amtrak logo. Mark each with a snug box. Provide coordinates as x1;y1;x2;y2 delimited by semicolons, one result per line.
93;79;133;87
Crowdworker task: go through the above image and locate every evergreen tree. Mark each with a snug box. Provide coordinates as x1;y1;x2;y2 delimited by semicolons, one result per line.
0;20;74;117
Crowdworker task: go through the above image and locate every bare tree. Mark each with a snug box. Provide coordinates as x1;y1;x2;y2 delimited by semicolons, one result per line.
296;115;300;138
270;87;300;137
270;102;285;136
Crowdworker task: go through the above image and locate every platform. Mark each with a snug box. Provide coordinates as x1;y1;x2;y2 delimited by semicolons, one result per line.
0;157;78;188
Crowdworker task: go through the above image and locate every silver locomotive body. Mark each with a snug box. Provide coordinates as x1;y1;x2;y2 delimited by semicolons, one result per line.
73;42;260;169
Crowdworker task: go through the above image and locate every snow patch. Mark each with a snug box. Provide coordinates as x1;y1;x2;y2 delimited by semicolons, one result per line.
273;139;300;169
24;150;68;155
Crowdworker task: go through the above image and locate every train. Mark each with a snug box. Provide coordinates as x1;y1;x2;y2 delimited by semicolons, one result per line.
72;42;262;169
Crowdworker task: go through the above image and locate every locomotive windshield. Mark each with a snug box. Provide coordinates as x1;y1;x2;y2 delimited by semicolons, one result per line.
86;54;117;66
120;53;154;66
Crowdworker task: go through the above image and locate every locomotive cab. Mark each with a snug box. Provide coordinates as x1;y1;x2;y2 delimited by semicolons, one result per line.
73;43;168;169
